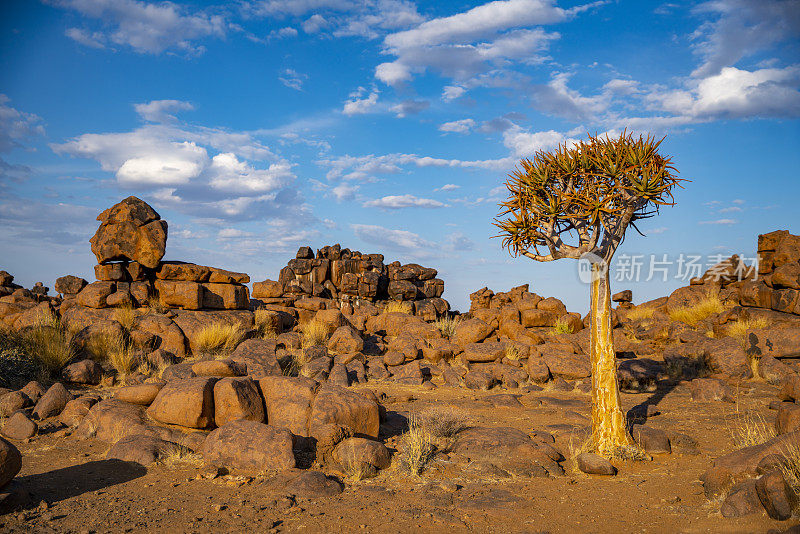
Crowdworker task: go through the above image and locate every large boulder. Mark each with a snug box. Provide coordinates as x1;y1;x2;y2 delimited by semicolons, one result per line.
107;434;181;466
147;378;217;429
0;437;22;489
62;359;103;385
258;376;318;436
453;426;563;477
200;420;295;471
309;384;380;439
229;338;282;378
452;318;493;346
90;196;168;269
327;326;364;354
213;377;265;426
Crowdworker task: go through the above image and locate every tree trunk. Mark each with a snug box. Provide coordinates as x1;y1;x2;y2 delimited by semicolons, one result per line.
589;262;632;456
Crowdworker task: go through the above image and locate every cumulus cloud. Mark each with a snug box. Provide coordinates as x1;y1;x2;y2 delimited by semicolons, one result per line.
342;87;380;115
691;0;800;78
648;65;800;120
53;0;228;55
502;126;573;157
439;119;476;134
699;218;738;225
442;85;466;101
436;183;460;191
375;0;588;86
134;100;194;123
278;68;308;91
50;115;306;223
445;231;475;251
0;95;45;184
363;194;447;209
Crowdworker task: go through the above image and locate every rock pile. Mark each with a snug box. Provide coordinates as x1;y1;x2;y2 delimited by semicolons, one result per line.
60;196;251;312
253;245;448;321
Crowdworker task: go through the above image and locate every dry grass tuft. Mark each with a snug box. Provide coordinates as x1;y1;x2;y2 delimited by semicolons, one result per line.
551;317;574;335
385;301;413;314
504;344;522;361
147;295;170;315
23;309;76;374
398;413;436;476
254;308;279;339
726;316;770;338
434;315;461;339
194;322;245;358
160;445;204;468
418;406;469;438
729;408;776;449
113;305;138;333
777;442;800;511
625;306;655;321
668;293;725;327
300;319;330;349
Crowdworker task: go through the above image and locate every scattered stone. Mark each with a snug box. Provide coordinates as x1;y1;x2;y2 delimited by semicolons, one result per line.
107;434;182;466
756;470;798;520
1;412;37;440
33;383;73;419
688;378;735;402
576;453;616;476
62;359;103;385
147;378;217;429
114;383;164;406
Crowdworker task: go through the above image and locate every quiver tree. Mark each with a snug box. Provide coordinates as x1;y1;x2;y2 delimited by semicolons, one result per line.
494;131;683;457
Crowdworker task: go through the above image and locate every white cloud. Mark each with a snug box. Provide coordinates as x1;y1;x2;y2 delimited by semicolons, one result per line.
439;118;476;134
269;26;299;39
376;0;575;86
391;99;429;117
691;0;800;78
50;116;306;223
302;14;329;33
436;183;460;191
218;228;253;238
343;88;380;115
442;85;466;101
363;194;447;209
54;0;227;55
445;231;475;251
332;182;359;202
698;218;738;225
650;65;800;119
502;126;573;157
352;223;436;254
65;28;106;48
531;72;614;122
278;68;308;91
134;100;194;123
208;153;293;193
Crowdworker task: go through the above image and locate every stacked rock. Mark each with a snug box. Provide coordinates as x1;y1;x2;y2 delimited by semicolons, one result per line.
612;290;633;308
740;230;800;315
66;196;250;311
0;271;21;298
254;244;448;319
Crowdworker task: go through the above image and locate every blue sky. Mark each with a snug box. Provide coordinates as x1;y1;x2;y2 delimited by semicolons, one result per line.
1;0;799;312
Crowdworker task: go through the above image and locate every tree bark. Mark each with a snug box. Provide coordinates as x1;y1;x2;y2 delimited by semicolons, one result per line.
589;261;632;456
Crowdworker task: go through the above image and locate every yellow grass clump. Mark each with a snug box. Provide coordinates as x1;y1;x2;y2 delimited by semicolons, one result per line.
551;317;575;335
385;301;413;314
433;315;461;339
300;319;330;349
398;413;436;476
668;294;725;327
194;322;245;357
254;308;279;339
417;406;469;439
113;304;138;333
625;306;655;321
725;316;770;338
23;308;76;374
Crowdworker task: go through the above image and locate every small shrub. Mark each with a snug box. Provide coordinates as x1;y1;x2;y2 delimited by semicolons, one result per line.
552;317;574;335
668;294;725;327
254;308;279;339
108;341;139;377
147;295;170;315
0;330;43;389
398;413;435;476
418;406;468;438
385;301;413;314
194;322;245;358
300;319;330;349
160;445;204;468
434;315;461;339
